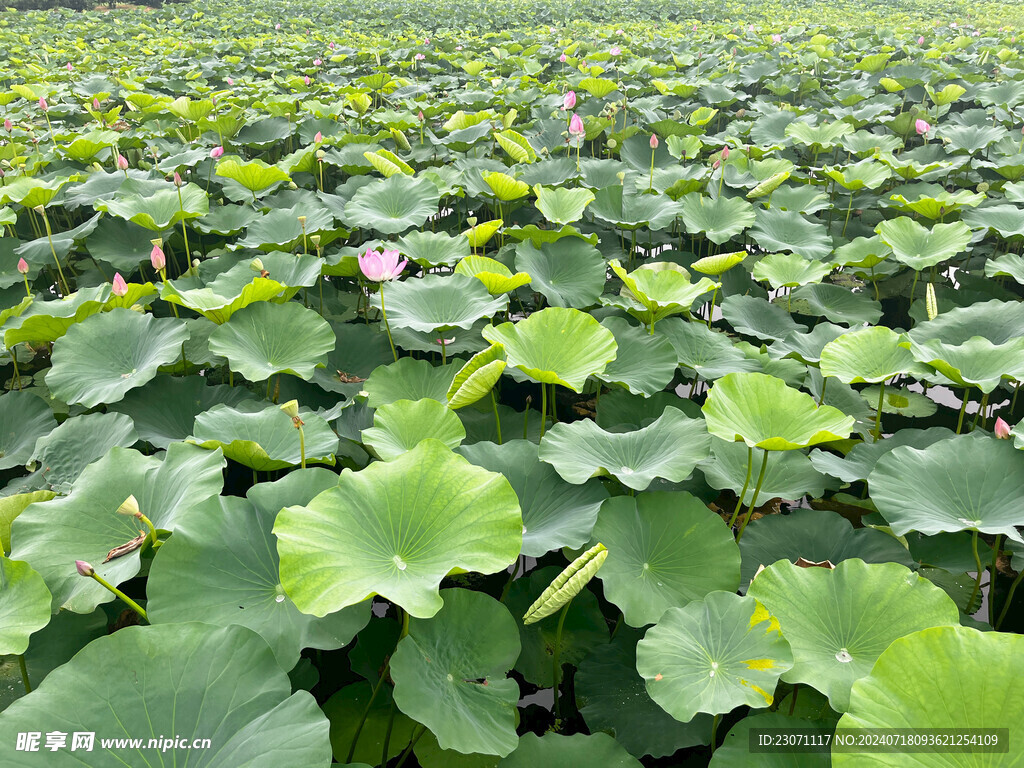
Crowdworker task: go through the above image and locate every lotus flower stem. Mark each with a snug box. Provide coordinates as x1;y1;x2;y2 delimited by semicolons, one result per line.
956;390;969;434
175;187;192;271
988;535;1003;626
818;377;828;407
378;284;399;363
78;564;148;622
967;530;983;615
728;445;755;530
523;396;531;439
380;700;397;767
551;600;572;721
37;208;70;296
298;425;306;469
491;390;503;444
346;661;390;763
873;381;886;442
706;286;718;329
394;725;427;768
971;392;989;432
995;562;1024;630
736;449;770;540
17;654;31;693
137;513;160;551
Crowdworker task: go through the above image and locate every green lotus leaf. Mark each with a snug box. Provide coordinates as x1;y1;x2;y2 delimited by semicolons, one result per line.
691;250;747;276
591;492;740;627
161;273;287;325
907;299;1024;347
0;391;56;471
789;283;882;326
834;627;1024;768
372;273;507;333
364;148;414;178
750;208;834;260
534;185;595;225
538;407;710;490
703;372;855;450
588;186;683;231
0;176;75;209
820;326;928;384
94;182;209;230
637;591;794;722
362;398;466;460
0;555;51;656
0;623;333;768
861;385;936;418
324;682;414;765
513;238;606;309
609;260;718;327
148;473;370;669
396;230;471;267
215;156;292;196
711;712;832;768
29;412;138;493
738;508;915;588
984;252;1024;285
344;174;441;234
191;403;338;471
888;187;985;219
596;316;678;397
702;441;828;506
904;336;1024;393
499;732;642;767
45;308;189;408
482;307;617;392
875;218;972;270
493;129;537;163
962;203;1024;239
721;295;804;342
0;491;56;556
771;323;848;366
822;159;891;190
2;285;111;348
655;318;760;380
455;255;532;295
208;301;334;381
447;343;506;409
785;120;853;150
481;171;529;201
392;589;520;756
464;219;503;248
753;252;832;289
235;206;340;251
679;194;757;244
576;629;711;758
275;439;521;619
869;433;1024;543
363;357;458;408
10;442;224;613
748;559;959;711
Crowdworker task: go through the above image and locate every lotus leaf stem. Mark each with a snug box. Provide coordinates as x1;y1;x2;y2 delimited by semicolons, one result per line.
18;655;31;694
346;660;390;763
728;445;755;530
996;564;1024;630
989;535;1002;626
873;380;886;442
491;390;502;445
394;725;426;768
737;448;770;540
967;530;983;616
956;390;969;434
551;600;571;722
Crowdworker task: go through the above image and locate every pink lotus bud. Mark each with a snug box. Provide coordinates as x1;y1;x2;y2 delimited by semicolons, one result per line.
772;34;782;43
616;28;624;34
424;38;430;44
562;90;577;110
559;53;567;63
75;560;94;577
66;63;73;72
579;60;587;68
173;171;183;187
226;77;234;85
995;417;1012;439
650;134;659;149
918;36;925;44
455;45;463;51
313;58;322;66
721;145;730;160
314;131;323;143
38;97;48;112
418;110;425;122
436;337;455;345
915;118;931;135
151;244;166;271
3;119;11;132
358;248;407;282
112;272;128;296
210;145;224;158
610;46;621;56
569;113;586;137
92;97;101;110
713;159;721;170
275;23;281;29
116;154;129;171
16;258;29;275
328;42;335;50
693;24;698;30
304;76;311;85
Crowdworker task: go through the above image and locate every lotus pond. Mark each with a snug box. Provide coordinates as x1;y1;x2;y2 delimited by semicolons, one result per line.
0;0;1023;765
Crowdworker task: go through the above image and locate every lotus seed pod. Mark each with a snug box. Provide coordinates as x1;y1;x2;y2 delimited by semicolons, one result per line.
116;495;141;517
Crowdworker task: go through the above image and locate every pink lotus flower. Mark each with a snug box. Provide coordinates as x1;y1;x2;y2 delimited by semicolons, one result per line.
455;45;463;51
772;34;782;43
610;46;621;56
16;258;28;275
415;53;425;61
66;63;73;72
112;272;128;296
38;97;48;112
562;90;577;110
275;23;281;29
424;38;430;44
918;36;925;44
210;145;224;158
915;118;931;135
304;76;311;85
314;131;323;143
226;77;234;85
616;28;624;34
75;560;94;577
569;113;585;137
313;58;322;66
358;249;407;282
559;53;567;63
995;417;1012;439
650;134;659;149
116;154;129;171
436;337;455;345
3;119;11;132
151;244;166;271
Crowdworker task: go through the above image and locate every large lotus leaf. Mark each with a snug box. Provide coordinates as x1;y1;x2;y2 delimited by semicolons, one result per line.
161;274;287;324
94;183;209;230
869;433;1024;543
45;309;190;408
539;407;710;490
111;375;255;449
391;589;520;756
962;203;1024;239
513;238;606;309
875;218;972;270
191;403;338;472
738;508;915;588
324;682;415;765
907;299;1024;347
29;412;138;493
363;357;459;408
499;733;642;767
753;252;832;289
0;555;51;655
208;301;334;381
457;440;607;557
275;439;521;619
588;185;683;231
703;373;855;450
0;391;56;471
344;174;441;234
361;398;466;460
591;492;741;627
860;385;936;419
750;208;834;260
236;205;338;251
0;491;56;556
905;336;1024;393
637;591;794;722
596;316;678;397
834;627;1024;768
396;229;471;267
454;255;532;295
148;476;370;669
2;285;111;348
702;441;828;506
656;318;760;380
710;712;832;768
985;252;1024;285
721;294;804;342
534;185;595;225
819;326;926;384
481;307;617;392
679;194;757;244
609;260;718;326
215;156;292;195
809;427;956;484
748;559;959;712
576;629;711;758
789;283;882;326
10;442;224;613
373;273;507;333
0;623;333;768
